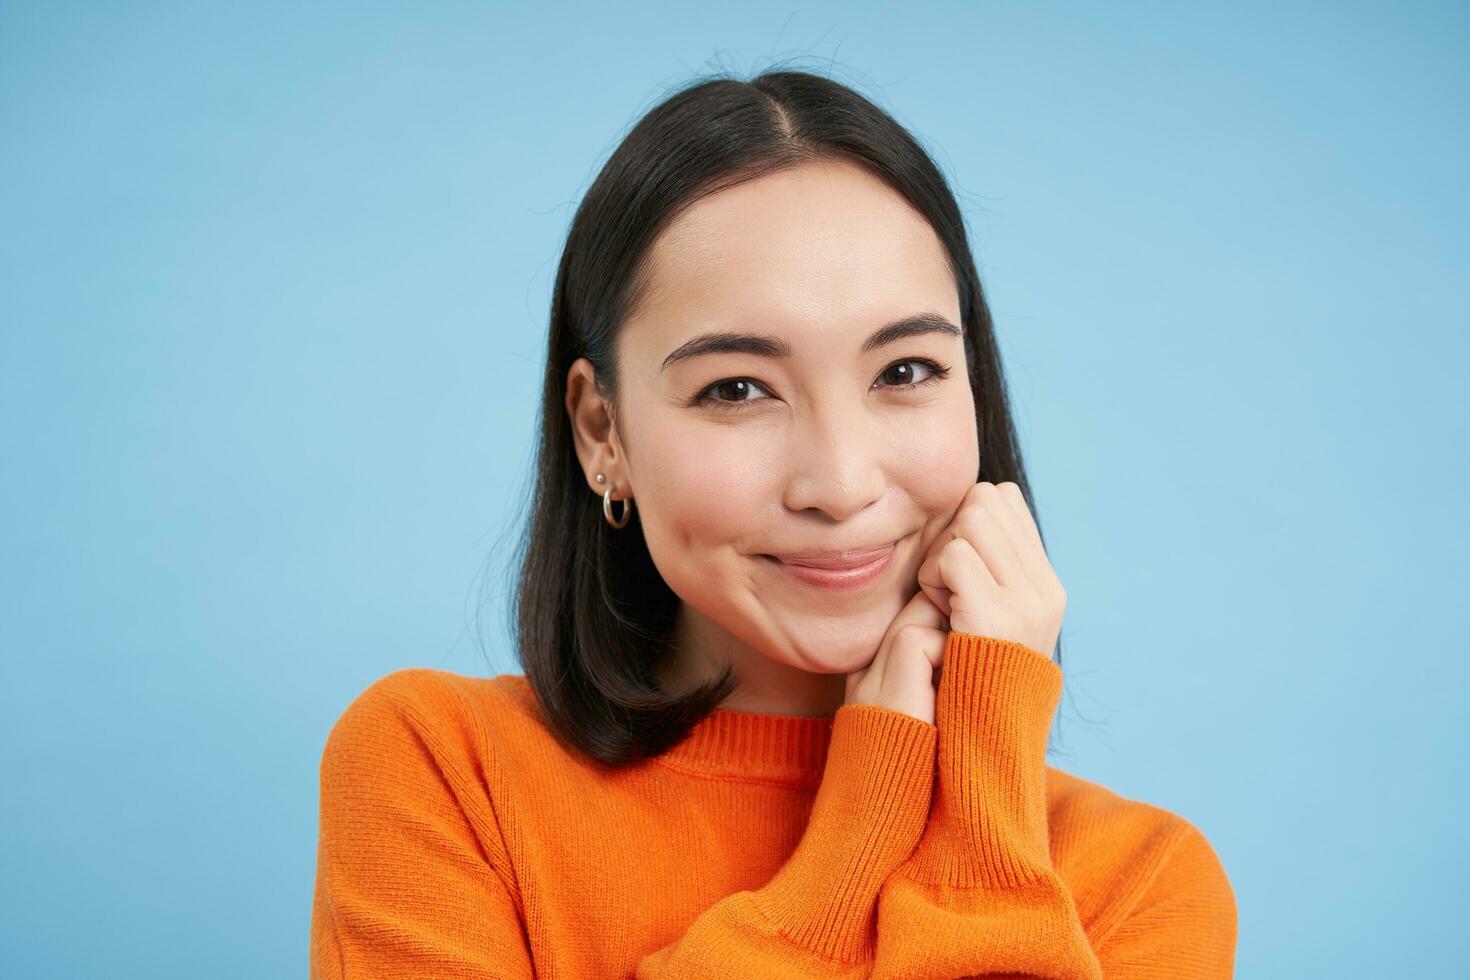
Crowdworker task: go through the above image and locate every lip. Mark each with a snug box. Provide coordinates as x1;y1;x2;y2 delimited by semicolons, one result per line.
761;539;900;592
768;541;899;568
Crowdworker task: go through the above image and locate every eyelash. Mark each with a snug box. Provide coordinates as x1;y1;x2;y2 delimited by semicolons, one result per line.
693;358;953;412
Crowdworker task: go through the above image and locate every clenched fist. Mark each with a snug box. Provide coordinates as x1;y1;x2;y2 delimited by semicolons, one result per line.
846;481;1065;724
916;480;1066;660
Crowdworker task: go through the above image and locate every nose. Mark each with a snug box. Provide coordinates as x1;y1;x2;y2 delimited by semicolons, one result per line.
779;399;886;522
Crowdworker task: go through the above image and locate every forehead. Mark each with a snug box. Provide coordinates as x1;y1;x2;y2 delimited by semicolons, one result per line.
627;158;958;352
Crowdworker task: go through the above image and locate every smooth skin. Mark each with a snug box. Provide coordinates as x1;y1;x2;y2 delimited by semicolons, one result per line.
565;157;1064;724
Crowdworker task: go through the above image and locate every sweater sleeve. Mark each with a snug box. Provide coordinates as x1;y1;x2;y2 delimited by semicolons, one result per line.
309;671;536;980
871;632;1238;980
635;702;938;978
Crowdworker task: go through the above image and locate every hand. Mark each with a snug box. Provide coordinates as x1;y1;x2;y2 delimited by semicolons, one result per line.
915;481;1066;660
844;585;949;725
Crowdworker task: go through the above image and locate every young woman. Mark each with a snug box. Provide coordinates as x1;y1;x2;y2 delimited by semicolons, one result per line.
310;70;1238;978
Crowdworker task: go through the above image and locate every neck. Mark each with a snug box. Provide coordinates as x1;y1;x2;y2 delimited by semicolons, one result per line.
662;602;847;717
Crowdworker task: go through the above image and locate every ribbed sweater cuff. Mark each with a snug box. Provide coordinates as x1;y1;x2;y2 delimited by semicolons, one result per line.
756;703;937;964
901;631;1063;889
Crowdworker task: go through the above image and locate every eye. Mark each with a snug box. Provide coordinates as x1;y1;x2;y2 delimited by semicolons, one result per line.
874;358;950;391
693;358;953;412
696;378;774;410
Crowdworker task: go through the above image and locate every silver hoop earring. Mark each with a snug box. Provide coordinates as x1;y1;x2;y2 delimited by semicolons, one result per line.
603;486;633;528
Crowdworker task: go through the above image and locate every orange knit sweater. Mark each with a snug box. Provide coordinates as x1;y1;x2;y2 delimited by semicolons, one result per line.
309;632;1237;978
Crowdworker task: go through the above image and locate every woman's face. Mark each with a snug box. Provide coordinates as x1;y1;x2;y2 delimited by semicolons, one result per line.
569;157;980;714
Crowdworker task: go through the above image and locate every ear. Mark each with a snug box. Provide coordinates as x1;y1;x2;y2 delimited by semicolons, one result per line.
565;357;629;495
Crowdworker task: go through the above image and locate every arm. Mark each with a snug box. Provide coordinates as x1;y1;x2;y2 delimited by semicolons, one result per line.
309;670;942;979
1090;820;1237;977
636;703;937;978
872;632;1237;980
309;671;536;979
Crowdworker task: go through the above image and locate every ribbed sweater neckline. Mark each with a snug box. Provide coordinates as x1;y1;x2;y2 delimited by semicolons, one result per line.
501;674;839;784
654;705;838;784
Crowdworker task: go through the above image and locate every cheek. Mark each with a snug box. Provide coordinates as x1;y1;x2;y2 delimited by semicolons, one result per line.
906;394;978;493
632;424;787;646
896;396;979;548
633;424;775;562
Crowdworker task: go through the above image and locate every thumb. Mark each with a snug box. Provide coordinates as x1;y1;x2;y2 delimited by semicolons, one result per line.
847;585;948;703
916;549;953;619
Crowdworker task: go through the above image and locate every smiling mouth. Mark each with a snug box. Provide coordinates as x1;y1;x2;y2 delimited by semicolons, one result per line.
765;541;899;569
758;540;900;592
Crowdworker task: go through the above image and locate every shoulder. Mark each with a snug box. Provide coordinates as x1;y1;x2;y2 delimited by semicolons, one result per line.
316;668;541;886
330;666;537;721
1046;765;1228;862
320;667;549;778
1046;766;1237;955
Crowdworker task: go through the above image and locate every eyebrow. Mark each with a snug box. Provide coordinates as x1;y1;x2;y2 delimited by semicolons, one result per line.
659;312;963;372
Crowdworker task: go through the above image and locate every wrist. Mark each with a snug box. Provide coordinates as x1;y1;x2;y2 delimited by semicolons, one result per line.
756;703;936;962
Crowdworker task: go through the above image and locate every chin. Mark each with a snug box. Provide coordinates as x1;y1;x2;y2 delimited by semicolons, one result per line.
781;632;887;675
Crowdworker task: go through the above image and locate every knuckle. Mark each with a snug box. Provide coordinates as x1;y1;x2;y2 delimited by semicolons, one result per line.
890;625;943;670
892;622;932;650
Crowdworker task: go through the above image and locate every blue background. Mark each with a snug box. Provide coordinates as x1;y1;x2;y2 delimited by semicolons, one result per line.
2;2;1465;976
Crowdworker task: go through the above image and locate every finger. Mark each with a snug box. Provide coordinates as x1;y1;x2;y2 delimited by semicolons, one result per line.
915;556;952;618
938;536;997;631
918;535;994;616
889;583;949;634
977;482;1035;557
904;588;950;633
951;493;1032;590
995;481;1050;566
888;622;947;672
994;481;1063;594
881;624;947;724
869;587;947;680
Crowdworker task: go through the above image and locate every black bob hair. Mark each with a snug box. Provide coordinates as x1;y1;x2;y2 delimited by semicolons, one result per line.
493;67;1065;768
